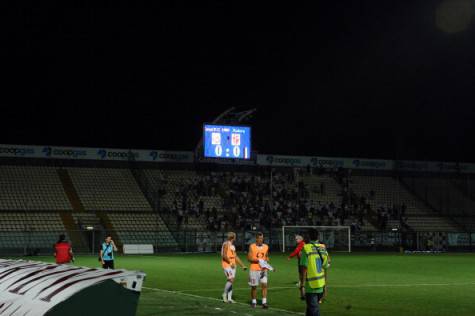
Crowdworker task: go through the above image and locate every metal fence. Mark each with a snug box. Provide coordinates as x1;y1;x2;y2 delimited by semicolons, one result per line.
0;229;473;256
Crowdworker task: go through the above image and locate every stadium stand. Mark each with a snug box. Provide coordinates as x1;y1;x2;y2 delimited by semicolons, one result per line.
0;160;474;254
458;217;475;230
0;166;72;211
68;167;151;211
107;212;178;250
0;212;67;251
301;173;343;205
403;176;475;216
72;212;103;230
452;176;475;202
145;169;210;230
401;176;475;231
350;174;460;231
301;173;377;231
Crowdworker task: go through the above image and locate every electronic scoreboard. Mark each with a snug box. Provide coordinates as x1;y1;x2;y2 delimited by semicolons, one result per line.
203;124;251;159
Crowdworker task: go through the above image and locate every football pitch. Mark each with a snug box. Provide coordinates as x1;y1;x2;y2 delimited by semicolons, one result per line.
14;252;475;316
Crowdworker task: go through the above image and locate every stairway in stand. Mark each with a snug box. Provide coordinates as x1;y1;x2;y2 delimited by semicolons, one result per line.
94;212;123;252
57;168;89;253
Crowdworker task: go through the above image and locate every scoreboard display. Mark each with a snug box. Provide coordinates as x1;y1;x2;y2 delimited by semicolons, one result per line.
203;124;251;159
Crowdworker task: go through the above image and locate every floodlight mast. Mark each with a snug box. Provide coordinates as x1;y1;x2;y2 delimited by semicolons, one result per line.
194;106;256;158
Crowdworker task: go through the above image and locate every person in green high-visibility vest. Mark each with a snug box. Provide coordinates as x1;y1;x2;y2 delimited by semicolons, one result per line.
300;229;331;316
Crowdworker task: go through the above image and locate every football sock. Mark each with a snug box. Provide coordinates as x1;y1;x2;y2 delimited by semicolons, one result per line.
224;281;232;294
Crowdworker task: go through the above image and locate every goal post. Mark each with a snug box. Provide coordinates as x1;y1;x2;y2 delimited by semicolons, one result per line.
282;225;351;253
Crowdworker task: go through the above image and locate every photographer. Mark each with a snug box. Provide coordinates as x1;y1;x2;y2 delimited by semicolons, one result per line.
99;235;118;269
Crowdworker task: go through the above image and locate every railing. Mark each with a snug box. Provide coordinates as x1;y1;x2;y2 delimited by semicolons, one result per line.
0;229;473;256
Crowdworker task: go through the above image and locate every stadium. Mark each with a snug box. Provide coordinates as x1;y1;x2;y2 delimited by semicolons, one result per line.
3;2;475;316
1;124;475;315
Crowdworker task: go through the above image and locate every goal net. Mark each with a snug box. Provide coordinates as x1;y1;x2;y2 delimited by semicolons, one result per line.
282;226;351;253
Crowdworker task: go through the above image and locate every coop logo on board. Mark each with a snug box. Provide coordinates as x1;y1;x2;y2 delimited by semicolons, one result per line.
266;155;301;166
159;153;190;161
97;149;139;160
43;147;87;158
43;146;52;157
310;157;318;166
311;157;344;168
352;159;386;169
149;151;191;161
437;162;464;172
396;161;428;171
0;146;35;156
150;151;158;160
97;149;107;159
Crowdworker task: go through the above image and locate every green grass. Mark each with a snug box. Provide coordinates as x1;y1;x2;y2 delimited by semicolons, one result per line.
11;252;475;315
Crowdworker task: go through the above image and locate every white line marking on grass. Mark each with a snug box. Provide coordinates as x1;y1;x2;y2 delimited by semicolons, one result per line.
143;286;304;315
171;281;475;293
179;286;298;293
332;282;475;288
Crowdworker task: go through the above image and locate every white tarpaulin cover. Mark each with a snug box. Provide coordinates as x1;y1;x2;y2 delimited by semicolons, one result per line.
0;259;146;316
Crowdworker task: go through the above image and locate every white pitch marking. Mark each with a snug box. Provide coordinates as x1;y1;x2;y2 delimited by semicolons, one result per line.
170;281;475;293
332;282;475;288
143;286;304;315
178;286;298;292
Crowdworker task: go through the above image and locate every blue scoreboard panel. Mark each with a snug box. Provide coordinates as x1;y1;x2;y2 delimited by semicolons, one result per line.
203;124;251;159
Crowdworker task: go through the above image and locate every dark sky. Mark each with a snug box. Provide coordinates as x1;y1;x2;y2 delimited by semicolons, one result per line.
3;1;475;162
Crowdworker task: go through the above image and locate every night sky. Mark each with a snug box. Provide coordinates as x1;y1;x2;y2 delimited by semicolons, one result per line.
3;1;475;162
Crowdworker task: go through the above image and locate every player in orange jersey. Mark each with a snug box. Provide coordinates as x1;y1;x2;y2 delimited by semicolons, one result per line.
221;232;247;303
247;232;273;309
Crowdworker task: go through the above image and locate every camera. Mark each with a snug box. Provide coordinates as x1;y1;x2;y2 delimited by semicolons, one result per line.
107;252;112;257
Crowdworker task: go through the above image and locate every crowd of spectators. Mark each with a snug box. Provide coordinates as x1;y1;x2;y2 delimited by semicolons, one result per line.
158;166;418;233
160;168;378;232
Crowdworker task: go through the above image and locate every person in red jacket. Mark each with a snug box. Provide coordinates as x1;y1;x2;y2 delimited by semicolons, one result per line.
54;234;74;264
287;234;305;300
